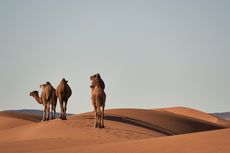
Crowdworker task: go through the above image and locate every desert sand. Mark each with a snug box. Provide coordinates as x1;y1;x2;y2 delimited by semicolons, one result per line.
0;107;229;153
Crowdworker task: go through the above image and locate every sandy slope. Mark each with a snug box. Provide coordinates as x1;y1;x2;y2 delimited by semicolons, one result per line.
0;111;40;130
157;107;230;126
0;107;229;153
27;128;230;153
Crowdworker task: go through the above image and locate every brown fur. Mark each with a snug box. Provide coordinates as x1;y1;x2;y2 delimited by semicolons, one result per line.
29;81;56;121
56;78;72;120
40;82;57;119
90;73;106;128
90;73;105;90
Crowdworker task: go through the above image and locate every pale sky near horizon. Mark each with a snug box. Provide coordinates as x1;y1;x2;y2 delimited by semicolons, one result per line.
0;0;230;113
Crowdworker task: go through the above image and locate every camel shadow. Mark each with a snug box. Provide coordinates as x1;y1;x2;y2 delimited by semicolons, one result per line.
104;115;176;136
75;113;224;135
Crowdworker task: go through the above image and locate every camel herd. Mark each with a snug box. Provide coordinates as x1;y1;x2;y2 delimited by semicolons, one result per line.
29;73;106;128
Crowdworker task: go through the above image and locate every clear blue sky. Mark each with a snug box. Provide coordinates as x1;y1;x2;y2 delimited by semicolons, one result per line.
0;0;230;113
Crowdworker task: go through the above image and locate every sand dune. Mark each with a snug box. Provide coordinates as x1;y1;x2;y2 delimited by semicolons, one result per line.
25;128;230;153
0;107;229;153
103;108;225;134
157;107;230;126
157;107;218;122
0;111;41;121
0;111;40;130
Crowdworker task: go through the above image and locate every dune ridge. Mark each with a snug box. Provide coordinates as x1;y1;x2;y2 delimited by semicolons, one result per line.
157;107;230;126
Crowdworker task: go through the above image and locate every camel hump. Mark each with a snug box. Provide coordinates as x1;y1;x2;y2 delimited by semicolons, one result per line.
41;83;52;101
56;78;72;99
66;83;72;97
99;79;105;90
62;83;72;99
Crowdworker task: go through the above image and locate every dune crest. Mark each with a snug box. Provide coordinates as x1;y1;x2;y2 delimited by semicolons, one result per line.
157;107;230;126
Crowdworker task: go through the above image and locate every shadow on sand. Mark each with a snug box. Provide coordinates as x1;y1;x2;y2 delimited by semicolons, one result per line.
105;115;176;136
74;111;225;135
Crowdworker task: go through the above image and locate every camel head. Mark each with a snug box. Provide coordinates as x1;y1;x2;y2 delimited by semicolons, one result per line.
30;90;43;105
90;73;103;89
90;73;101;81
30;90;39;97
40;84;46;89
61;78;68;84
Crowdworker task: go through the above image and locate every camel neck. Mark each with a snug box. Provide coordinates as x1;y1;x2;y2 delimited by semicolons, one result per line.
34;95;43;104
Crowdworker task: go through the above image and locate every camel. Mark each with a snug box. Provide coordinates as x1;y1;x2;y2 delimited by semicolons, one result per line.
90;73;106;128
40;82;57;119
90;73;105;113
56;78;72;120
29;82;53;121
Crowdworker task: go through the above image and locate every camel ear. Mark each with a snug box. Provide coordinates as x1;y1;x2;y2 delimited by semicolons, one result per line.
40;84;45;88
96;73;101;79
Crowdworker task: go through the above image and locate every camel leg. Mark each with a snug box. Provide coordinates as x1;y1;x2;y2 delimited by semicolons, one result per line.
97;112;100;128
51;104;53;119
97;117;100;128
42;106;46;121
62;106;65;120
50;105;53;119
59;100;63;120
94;110;98;128
51;105;55;119
93;101;98;128
94;102;97;128
53;106;56;119
46;104;50;121
99;109;102;129
101;105;105;128
96;96;100;128
94;113;96;128
102;94;106;128
96;107;102;129
63;101;67;120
